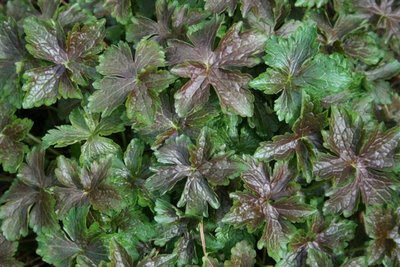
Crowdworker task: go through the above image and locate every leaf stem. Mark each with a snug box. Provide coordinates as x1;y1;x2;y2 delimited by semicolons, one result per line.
199;221;207;257
27;133;61;156
121;131;127;148
262;247;266;264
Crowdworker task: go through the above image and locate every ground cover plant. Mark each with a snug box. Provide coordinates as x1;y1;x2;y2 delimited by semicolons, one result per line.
0;0;400;266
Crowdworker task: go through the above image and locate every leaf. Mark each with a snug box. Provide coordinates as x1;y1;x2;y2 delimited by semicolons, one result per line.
153;199;190;248
127;0;206;44
146;128;236;217
223;240;256;267
363;205;400;265
108;206;157;261
340;256;368;267
205;0;238;16
137;249;177;267
133;93;219;148
89;40;175;123
0;18;26;107
356;0;400;42
36;206;108;267
342;32;384;65
279;215;356;266
109;239;134;267
54;156;119;216
255;93;326;181
314;107;400;216
244;0;292;36
295;0;328;8
223;156;315;260
250;22;354;123
310;12;366;45
0;233;23;267
167;17;266;117
104;0;132;24
22;17;105;108
0;104;33;173
43;107;125;164
0;147;56;240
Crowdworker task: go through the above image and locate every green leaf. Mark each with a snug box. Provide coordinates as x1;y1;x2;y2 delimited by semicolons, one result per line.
295;0;328;8
224;240;256;267
280;215;356;266
36;206;108;267
137;250;177;267
250;22;354;123
104;0;132;24
343;32;384;65
43;107;125;164
109;239;134;267
255;93;326;181
0;18;26;108
133;93;219;148
0;103;33;173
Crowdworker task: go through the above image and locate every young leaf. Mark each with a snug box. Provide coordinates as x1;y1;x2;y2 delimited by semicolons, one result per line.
42;107;125;164
53;156;119;216
127;0;206;44
295;0;328;8
205;0;238;16
314;107;400;217
224;240;256;267
278;215;356;266
356;0;400;42
0;103;33;173
112;138;148;181
0;147;56;240
255;93;326;181
133;93;219;148
250;22;353;123
22;17;105;108
137;250;177;267
153;199;191;254
109;239;133;267
152;201;195;266
104;0;132;24
309;12;366;45
146;128;237;217
36;205;108;267
364;205;400;265
243;0;292;37
88;40;175;123
223;156;315;260
167;16;266;117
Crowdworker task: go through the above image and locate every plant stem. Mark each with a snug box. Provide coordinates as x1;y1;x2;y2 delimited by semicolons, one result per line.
121;131;127;148
199;221;207;257
27;133;61;156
